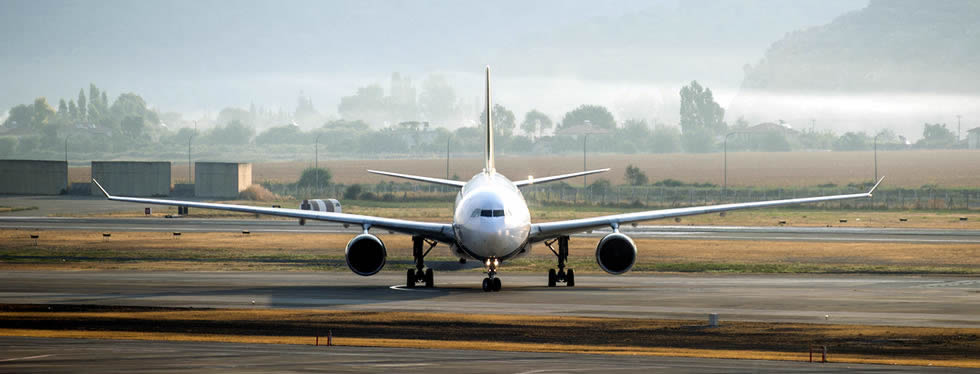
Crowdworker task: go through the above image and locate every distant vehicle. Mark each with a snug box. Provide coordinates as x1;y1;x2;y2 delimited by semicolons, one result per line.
94;67;883;292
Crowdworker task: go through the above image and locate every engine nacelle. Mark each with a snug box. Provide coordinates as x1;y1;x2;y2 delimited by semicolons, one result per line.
595;232;637;275
345;233;386;276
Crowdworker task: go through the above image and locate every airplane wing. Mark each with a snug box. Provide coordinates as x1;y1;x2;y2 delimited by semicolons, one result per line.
92;179;456;243
528;177;884;242
367;170;466;188
512;168;611;187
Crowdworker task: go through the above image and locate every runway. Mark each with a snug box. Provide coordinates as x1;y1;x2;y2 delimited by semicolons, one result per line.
1;271;977;328
2;336;963;373
2;216;979;244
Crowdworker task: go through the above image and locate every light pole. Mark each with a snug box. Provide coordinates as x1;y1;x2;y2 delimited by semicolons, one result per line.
315;133;322;195
446;135;451;180
723;132;738;192
64;137;68;191
188;133;194;184
873;132;882;183
957;115;961;142
582;120;591;188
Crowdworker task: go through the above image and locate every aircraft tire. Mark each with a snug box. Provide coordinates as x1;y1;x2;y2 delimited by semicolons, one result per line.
424;268;434;288
482;278;491;292
492;277;502;292
548;269;557;287
566;269;575;287
406;269;416;288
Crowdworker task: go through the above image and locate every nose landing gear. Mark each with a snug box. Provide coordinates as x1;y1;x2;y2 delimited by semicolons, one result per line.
406;236;437;288
482;258;502;292
545;236;575;287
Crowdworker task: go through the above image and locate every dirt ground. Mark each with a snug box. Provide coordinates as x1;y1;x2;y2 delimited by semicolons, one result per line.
68;150;980;187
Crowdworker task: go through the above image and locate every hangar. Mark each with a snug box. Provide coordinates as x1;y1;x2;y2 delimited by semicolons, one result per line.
91;161;171;197
194;162;252;198
0;160;67;195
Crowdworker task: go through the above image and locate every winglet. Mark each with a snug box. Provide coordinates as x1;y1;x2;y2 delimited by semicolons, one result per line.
92;179;111;198
868;176;885;196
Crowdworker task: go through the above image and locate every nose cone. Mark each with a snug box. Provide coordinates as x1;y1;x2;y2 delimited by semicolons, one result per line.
459;219;527;259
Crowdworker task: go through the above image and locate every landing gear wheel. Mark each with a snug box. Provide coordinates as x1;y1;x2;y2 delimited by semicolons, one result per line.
406;269;416;288
482;278;492;292
545;236;574;288
492;277;502;292
424;268;434;288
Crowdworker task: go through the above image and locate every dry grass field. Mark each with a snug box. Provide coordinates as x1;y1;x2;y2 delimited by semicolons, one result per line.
68;150;980;187
2;230;977;274
1;305;977;367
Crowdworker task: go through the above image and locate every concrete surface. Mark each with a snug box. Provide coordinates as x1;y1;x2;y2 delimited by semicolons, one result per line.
195;162;251;198
1;271;976;328
1;337;962;373
91;161;170;197
1;216;978;244
0;160;66;195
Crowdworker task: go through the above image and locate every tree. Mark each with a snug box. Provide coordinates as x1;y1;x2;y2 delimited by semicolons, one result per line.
520;110;552;139
624;164;649;186
418;74;457;126
650;124;681;153
343;184;364;200
206;120;254;145
916;123;956;148
216;107;252;128
478;104;516;137
679;81;726;153
559;105;616;130
256;124;305;145
834;132;871;151
589;178;612;195
120;115;145;139
338;84;387;126
57;99;68;118
32;98;56;129
68;100;78;120
297;167;332;189
3;104;32;128
77;89;87;121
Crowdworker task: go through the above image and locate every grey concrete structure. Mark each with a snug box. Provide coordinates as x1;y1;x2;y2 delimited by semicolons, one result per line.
194;162;252;198
0;160;66;195
91;161;170;197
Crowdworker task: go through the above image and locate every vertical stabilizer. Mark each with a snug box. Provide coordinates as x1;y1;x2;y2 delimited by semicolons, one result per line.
484;66;495;174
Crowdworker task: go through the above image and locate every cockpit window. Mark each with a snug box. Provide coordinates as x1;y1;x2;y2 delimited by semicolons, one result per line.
476;209;507;218
492;209;505;217
471;209;481;217
480;210;493;217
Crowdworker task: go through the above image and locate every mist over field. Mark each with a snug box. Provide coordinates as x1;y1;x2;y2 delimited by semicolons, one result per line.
2;0;978;163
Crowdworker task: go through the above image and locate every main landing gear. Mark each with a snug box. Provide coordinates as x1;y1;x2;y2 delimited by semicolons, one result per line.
406;236;437;288
482;258;502;292
545;236;575;287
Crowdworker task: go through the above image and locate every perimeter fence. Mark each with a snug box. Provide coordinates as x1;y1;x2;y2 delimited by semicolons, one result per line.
261;181;979;211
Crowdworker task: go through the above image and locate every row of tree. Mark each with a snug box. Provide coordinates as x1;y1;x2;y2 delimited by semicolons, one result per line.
1;81;969;158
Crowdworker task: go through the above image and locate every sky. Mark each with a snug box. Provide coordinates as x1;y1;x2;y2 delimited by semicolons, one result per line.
2;0;900;132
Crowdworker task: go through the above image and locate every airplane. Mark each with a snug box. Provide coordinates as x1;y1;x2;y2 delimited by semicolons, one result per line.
93;66;884;292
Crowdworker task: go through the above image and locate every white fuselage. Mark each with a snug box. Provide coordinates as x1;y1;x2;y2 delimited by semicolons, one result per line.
452;171;531;262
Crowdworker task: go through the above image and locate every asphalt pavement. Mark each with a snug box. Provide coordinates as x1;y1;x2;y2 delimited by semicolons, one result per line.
0;337;967;373
2;216;978;244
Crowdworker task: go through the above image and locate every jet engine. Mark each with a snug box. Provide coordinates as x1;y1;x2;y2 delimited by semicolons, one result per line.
595;233;637;274
345;233;386;276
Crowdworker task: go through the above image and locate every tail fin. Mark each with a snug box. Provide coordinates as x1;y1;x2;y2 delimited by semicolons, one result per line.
484;65;495;174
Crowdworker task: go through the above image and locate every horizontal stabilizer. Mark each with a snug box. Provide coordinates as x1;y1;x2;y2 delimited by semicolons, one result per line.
512;168;611;187
367;170;466;188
